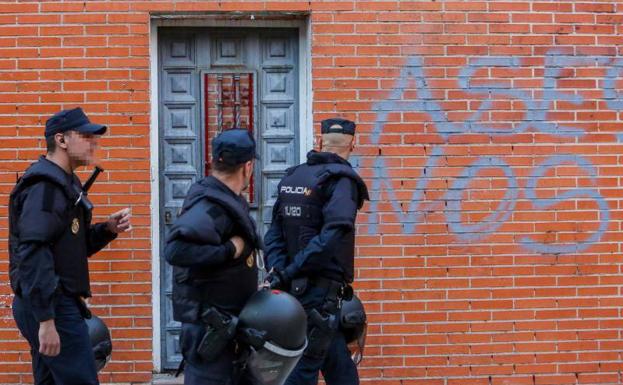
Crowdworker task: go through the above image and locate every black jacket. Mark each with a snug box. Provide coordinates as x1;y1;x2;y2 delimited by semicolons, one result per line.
8;156;117;321
165;176;260;322
264;151;369;283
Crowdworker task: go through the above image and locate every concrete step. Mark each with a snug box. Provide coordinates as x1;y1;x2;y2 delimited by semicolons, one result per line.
152;373;184;385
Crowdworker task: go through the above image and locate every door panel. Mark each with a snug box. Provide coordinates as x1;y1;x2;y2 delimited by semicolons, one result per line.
258;33;299;225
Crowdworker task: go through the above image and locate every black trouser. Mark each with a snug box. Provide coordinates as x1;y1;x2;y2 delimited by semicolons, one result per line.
12;294;99;385
285;282;359;385
180;323;253;385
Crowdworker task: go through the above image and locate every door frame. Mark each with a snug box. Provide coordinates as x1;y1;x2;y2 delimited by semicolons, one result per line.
149;15;311;372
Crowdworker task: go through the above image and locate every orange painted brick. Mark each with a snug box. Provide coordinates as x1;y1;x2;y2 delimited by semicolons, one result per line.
264;2;311;12
63;36;107;46
17;14;62;24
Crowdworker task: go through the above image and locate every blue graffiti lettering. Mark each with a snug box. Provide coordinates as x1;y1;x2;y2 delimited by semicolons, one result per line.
362;49;617;253
520;154;610;254
446;156;518;241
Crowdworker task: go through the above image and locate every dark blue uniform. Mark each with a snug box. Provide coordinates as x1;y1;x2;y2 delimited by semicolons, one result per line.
165;176;260;385
264;150;369;385
9;156;117;385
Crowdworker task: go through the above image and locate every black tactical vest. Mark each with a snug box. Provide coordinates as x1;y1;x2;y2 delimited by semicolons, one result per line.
170;177;260;321
9;166;92;298
276;161;368;282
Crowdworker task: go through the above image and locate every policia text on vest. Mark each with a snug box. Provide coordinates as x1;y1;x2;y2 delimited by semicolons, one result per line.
9;107;132;385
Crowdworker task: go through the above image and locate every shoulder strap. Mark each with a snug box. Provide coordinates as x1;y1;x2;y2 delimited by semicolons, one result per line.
197;189;259;246
12;174;76;203
316;164;370;208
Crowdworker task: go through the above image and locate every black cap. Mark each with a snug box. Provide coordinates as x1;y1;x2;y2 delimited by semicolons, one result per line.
212;128;257;165
45;107;107;138
321;118;356;135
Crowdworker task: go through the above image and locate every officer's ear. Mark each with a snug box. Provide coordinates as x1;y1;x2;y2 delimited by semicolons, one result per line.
55;133;68;149
243;160;254;178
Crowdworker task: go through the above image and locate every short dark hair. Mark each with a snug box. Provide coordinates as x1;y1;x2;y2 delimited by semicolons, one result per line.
46;134;57;153
212;159;245;175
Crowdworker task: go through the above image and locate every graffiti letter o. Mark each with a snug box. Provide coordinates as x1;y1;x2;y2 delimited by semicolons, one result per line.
446;156;519;241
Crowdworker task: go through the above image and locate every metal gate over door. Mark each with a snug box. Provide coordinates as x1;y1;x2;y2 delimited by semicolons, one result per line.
158;27;300;369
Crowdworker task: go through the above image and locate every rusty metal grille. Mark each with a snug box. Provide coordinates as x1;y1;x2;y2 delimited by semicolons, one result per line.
204;72;255;202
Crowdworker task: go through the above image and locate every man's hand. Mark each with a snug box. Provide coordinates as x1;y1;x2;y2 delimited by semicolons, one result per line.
230;235;246;259
265;269;288;290
38;319;60;357
107;208;132;234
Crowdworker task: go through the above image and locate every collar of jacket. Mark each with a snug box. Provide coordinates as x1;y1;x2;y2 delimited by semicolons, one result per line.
306;150;352;167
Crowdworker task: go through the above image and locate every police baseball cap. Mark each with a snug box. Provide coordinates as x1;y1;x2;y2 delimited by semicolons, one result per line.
321;118;356;135
212;128;258;165
45;107;107;138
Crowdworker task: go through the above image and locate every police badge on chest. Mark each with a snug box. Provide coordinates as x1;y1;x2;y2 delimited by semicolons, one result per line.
71;217;80;234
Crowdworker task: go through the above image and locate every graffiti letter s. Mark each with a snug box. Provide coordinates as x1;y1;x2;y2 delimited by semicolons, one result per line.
521;154;609;253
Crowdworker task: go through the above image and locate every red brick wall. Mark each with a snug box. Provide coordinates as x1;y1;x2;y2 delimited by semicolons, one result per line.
0;1;622;384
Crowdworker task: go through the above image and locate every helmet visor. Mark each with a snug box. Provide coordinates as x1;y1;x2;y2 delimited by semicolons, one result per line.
247;339;307;385
347;323;367;366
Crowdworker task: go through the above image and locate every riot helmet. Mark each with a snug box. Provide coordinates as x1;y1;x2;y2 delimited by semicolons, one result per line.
85;315;112;372
238;289;307;385
340;294;367;365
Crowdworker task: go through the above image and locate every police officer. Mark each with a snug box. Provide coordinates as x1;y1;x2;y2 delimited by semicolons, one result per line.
165;129;261;385
9;107;132;385
264;118;369;385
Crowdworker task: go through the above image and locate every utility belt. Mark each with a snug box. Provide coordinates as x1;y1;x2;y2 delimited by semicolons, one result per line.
311;276;353;302
291;276;353;304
